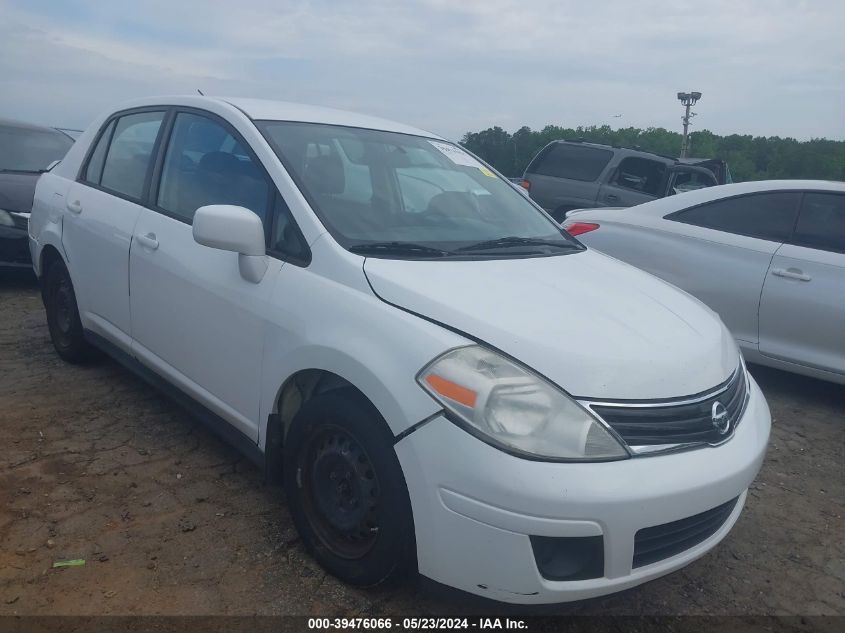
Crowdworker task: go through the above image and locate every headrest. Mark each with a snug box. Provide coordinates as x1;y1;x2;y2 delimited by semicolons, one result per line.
198;151;240;174
426;191;477;217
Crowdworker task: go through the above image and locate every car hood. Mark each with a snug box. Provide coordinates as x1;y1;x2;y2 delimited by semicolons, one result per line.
0;172;39;213
363;250;739;400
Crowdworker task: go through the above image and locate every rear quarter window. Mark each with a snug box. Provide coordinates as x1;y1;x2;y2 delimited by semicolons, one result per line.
83;120;114;185
528;144;612;182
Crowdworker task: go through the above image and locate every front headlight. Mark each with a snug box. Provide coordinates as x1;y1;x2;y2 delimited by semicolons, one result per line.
417;345;628;461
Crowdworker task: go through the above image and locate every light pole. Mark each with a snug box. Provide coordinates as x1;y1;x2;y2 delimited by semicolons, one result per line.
677;91;701;158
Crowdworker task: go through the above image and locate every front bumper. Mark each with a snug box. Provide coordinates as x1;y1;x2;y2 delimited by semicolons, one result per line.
395;374;770;604
0;221;32;270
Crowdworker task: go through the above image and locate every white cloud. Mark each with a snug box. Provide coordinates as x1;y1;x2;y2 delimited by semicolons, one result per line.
0;0;843;139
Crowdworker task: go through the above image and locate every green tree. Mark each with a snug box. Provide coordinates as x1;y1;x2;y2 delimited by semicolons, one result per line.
460;123;845;181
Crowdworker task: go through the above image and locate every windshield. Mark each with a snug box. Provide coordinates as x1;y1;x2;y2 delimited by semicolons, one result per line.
257;121;581;258
0;124;74;172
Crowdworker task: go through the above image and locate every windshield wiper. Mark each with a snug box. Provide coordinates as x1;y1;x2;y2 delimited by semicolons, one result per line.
455;236;580;252
0;168;49;174
348;241;453;258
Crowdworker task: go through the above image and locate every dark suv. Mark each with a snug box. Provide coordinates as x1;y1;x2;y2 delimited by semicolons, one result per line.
521;140;725;221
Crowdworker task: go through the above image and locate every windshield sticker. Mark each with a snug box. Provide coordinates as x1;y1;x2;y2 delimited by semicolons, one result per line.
478;166;496;178
428;140;485;169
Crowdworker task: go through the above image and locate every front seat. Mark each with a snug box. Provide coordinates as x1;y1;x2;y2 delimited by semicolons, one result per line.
176;151;244;219
303;154;345;197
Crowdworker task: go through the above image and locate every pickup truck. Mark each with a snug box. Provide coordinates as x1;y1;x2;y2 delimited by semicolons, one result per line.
520;140;726;222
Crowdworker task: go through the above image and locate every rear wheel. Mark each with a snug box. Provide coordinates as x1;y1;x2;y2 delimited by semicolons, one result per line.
283;390;416;586
44;260;96;363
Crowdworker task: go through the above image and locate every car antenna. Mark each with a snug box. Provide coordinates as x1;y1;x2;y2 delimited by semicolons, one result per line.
197;89;204;96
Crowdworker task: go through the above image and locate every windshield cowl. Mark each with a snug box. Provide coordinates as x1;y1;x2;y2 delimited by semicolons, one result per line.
455;236;583;254
348;241;452;258
346;238;584;260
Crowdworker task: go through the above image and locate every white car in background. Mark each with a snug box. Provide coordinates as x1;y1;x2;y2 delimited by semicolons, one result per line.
28;96;770;604
565;180;845;385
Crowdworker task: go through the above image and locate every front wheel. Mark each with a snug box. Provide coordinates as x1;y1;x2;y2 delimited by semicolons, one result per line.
283;390;416;586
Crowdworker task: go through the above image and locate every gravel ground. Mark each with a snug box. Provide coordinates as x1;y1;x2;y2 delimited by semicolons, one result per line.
0;272;843;617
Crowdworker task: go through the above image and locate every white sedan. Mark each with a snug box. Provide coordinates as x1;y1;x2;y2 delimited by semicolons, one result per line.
28;96;769;604
565;180;845;385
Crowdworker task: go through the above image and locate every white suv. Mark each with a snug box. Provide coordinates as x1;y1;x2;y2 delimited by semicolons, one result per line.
28;96;770;604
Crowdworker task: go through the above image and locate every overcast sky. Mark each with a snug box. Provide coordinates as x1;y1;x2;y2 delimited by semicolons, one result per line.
2;0;843;141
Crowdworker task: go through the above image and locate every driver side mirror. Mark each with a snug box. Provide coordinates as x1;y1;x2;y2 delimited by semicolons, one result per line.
192;205;268;283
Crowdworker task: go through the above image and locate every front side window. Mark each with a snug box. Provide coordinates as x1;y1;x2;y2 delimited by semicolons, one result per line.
613;157;666;196
791;193;845;254
157;112;270;223
99;111;165;200
668;192;802;242
669;169;715;195
257;122;581;259
529;143;612;182
270;195;308;262
0;124;73;173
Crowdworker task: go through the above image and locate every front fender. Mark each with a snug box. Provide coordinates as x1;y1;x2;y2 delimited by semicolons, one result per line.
257;260;468;449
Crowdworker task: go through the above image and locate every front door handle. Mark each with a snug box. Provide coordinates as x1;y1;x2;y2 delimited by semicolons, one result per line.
605;194;619;202
771;267;811;282
135;233;159;251
66;199;82;214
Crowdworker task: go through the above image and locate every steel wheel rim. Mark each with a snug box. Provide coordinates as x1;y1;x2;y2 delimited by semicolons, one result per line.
54;278;74;335
300;424;380;559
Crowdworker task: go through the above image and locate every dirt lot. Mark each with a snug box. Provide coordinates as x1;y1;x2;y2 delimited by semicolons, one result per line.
0;272;843;618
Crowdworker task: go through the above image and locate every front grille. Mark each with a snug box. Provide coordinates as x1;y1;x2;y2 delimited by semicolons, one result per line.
589;367;747;448
633;496;739;568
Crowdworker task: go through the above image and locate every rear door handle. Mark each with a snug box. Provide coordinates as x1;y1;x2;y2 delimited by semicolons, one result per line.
66;199;82;214
771;267;811;282
135;233;159;251
605;194;619;202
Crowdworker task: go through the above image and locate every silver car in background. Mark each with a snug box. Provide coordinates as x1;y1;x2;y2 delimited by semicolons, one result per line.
565;180;845;385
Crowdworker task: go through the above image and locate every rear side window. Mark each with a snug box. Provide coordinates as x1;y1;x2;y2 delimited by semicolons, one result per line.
156;112;270;223
529;144;612;182
99;112;165;200
612;157;666;196
668;192;801;242
83;120;114;184
791;193;845;254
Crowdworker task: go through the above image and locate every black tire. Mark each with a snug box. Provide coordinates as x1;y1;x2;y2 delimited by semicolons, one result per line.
43;260;97;364
283;389;416;586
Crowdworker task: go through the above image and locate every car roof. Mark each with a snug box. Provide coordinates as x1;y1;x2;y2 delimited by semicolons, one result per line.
111;95;444;140
623;180;845;217
550;139;677;162
0;117;70;135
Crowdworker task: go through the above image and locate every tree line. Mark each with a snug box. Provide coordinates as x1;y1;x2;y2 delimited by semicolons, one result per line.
460;125;845;182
